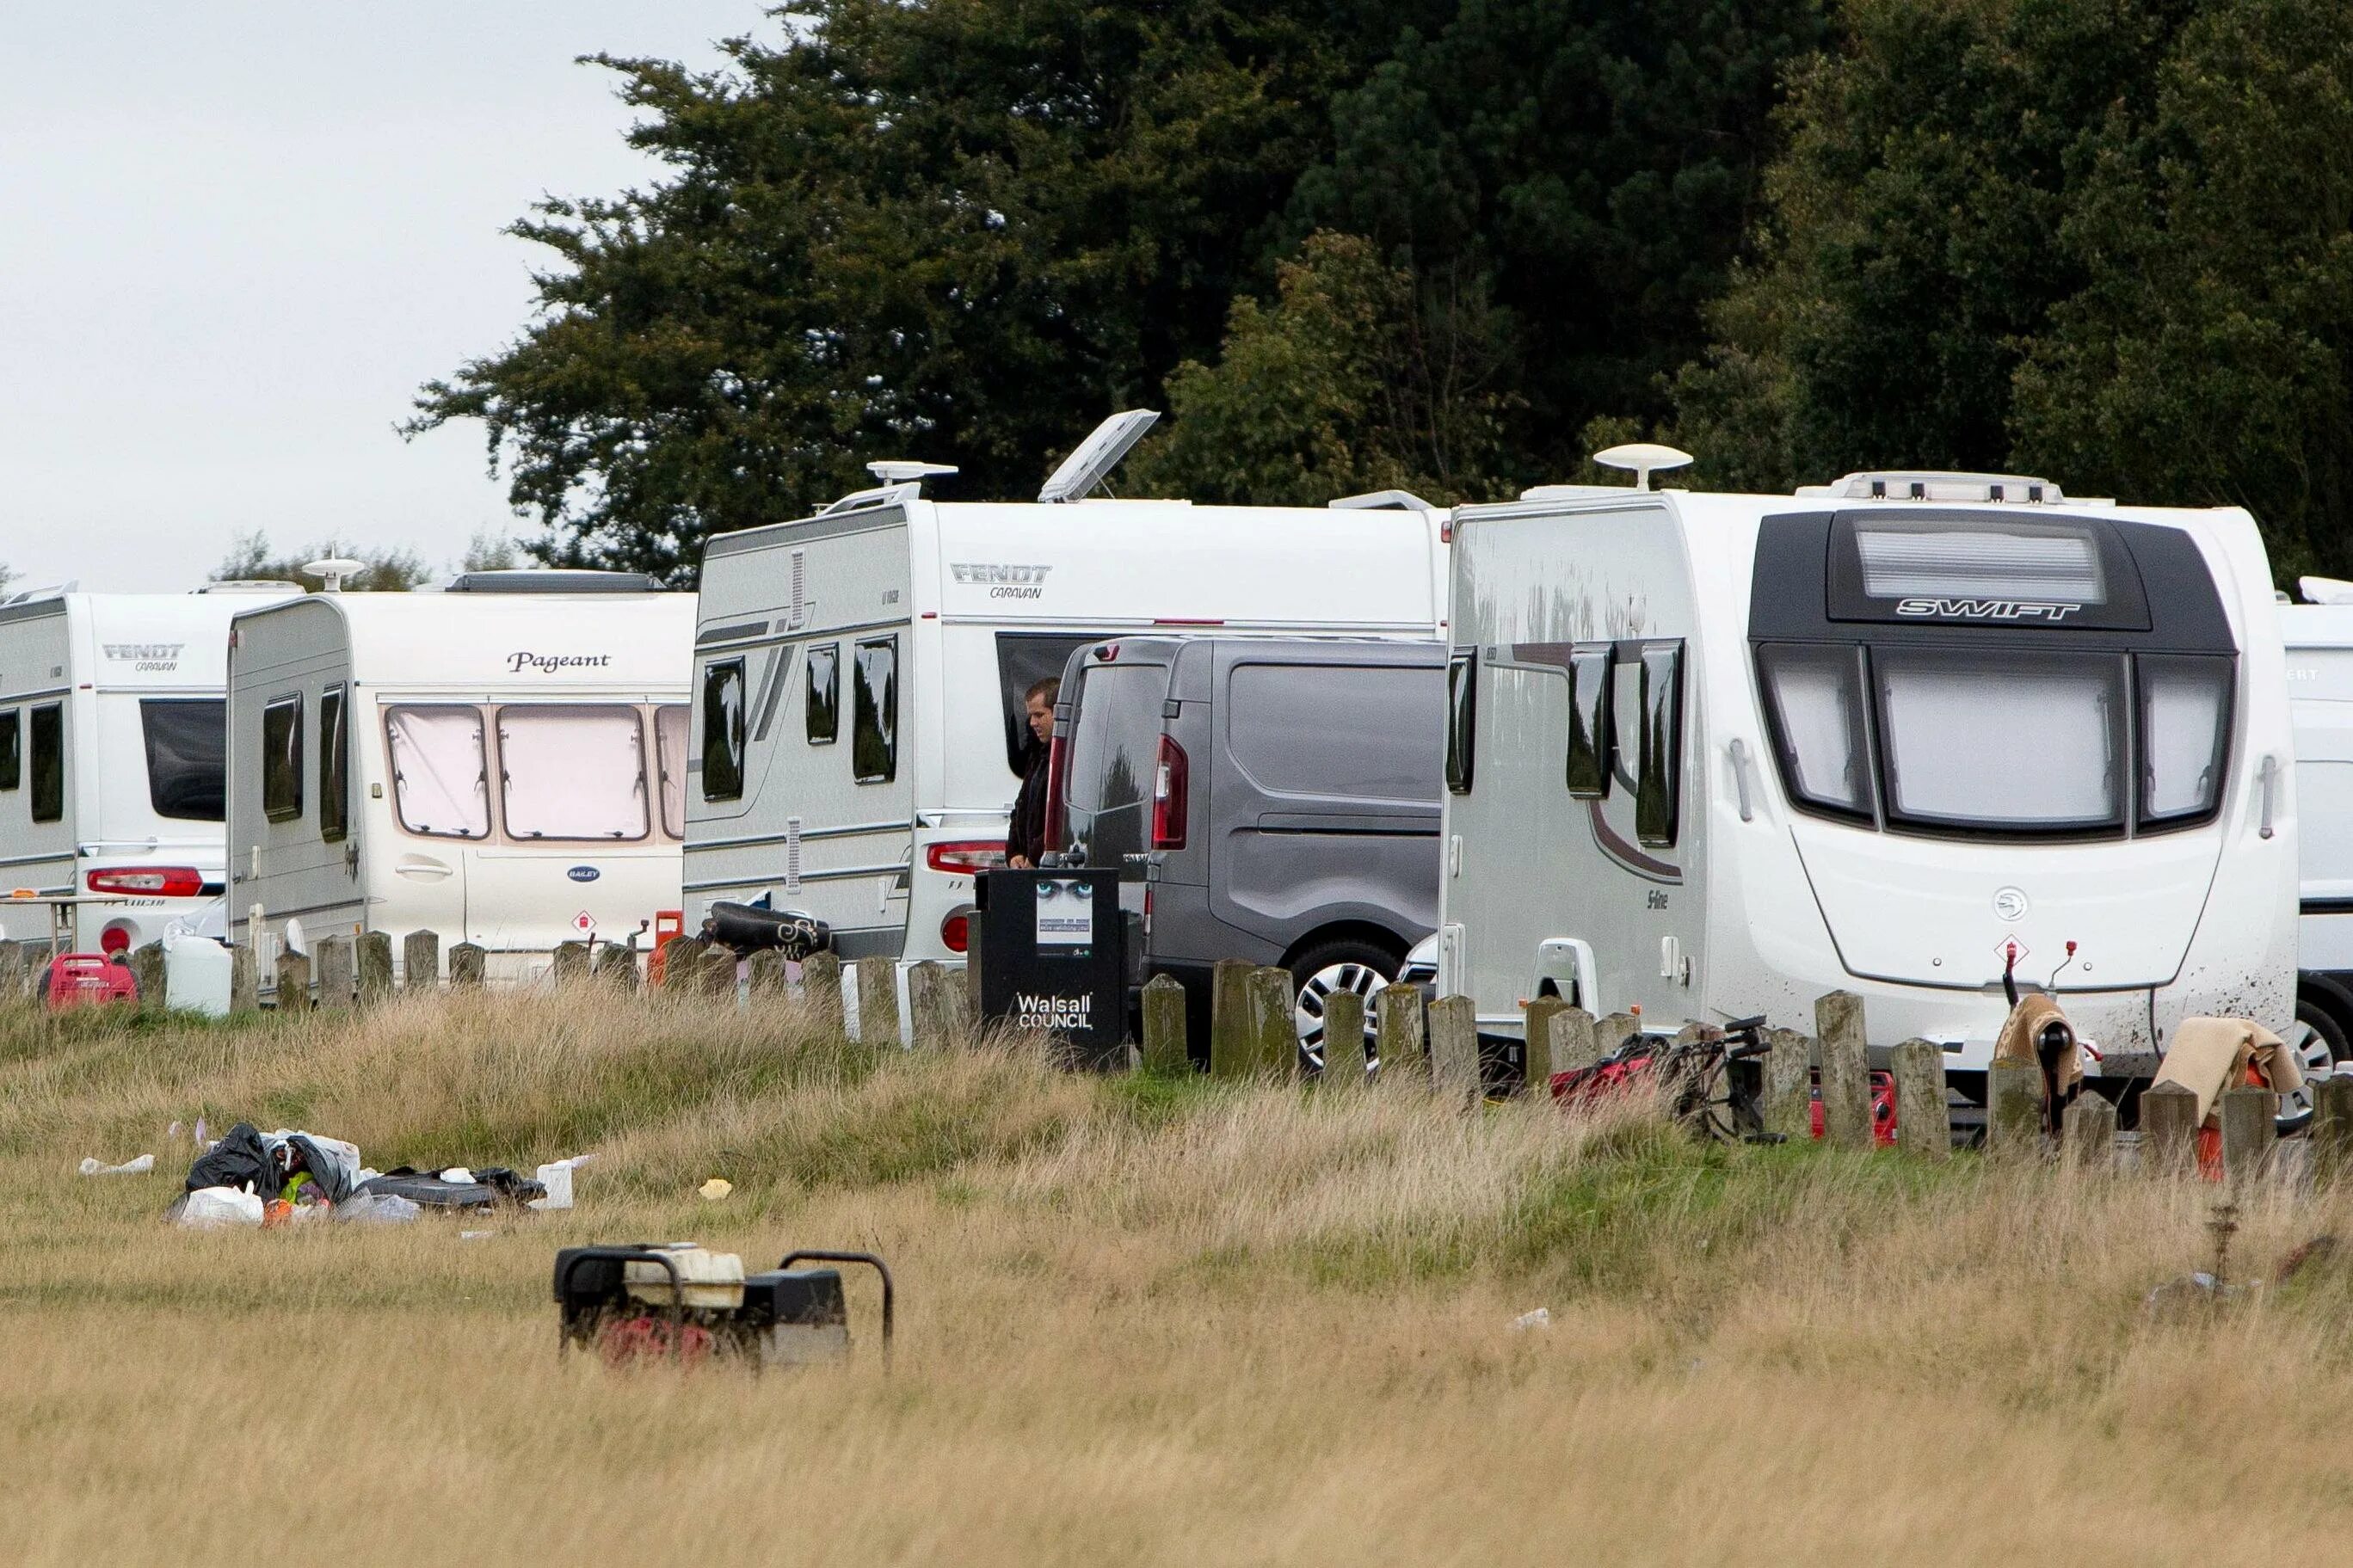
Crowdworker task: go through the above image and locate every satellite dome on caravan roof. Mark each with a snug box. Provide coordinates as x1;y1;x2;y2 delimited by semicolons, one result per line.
684;410;1453;990
1438;454;2297;1118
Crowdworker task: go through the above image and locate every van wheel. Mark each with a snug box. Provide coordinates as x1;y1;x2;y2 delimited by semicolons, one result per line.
1290;938;1398;1067
2278;999;2350;1135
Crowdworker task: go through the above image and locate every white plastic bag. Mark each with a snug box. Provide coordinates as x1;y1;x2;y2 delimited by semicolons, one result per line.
527;1153;594;1212
78;1154;155;1177
336;1191;421;1226
176;1186;265;1229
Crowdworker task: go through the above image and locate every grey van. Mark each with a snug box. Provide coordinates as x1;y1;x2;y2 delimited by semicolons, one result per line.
1050;636;1444;1057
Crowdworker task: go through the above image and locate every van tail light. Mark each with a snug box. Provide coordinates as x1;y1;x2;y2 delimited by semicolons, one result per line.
1151;735;1189;851
925;840;1007;874
87;866;205;898
1043;733;1069;852
941;913;970;953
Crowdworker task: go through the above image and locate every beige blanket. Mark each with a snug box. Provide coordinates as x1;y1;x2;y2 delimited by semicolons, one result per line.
1993;993;2083;1096
2152;1017;2301;1127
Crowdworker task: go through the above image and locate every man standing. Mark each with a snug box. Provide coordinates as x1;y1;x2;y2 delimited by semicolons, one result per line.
1006;675;1058;868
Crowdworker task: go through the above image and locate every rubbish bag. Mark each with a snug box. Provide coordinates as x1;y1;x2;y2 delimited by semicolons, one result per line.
171;1186;266;1229
183;1123;274;1196
705;902;830;959
336;1191;422;1226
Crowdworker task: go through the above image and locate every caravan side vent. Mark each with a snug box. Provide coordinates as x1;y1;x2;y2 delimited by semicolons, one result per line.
788;549;808;630
785;816;803;894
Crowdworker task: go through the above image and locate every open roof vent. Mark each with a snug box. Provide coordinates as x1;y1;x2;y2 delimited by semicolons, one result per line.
1038;410;1161;503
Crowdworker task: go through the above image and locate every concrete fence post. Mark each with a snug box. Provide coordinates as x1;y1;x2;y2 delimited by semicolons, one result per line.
964;911;986;1020
1247;966;1297;1078
1141;974;1190;1075
1428;994;1480;1105
2313;1075;2353;1184
1549;1006;1598;1075
356;932;394;1005
403;931;440;993
2220;1086;2276;1186
1814;992;1873;1150
230;944;260;1014
447;942;486;988
1210;959;1257;1079
1374;982;1426;1083
746;949;787;1000
2062;1091;2118;1171
1594;1012;1641;1060
1889;1038;1950;1160
1763;1029;1814;1142
1322;990;1368;1088
908;961;957;1048
0;943;25;1003
854;956;899;1046
551;941;590;987
2140;1083;2200;1177
595;940;641;989
801;950;843;1027
1986;1058;2044;1157
705;944;743;999
313;937;355;1011
1523;996;1567;1096
275;951;313;1012
129;942;167;1013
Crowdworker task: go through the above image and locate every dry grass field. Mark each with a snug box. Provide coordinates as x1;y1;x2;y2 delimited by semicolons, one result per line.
5;989;2353;1565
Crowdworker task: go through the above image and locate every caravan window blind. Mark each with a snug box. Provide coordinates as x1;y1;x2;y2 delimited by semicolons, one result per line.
385;704;489;839
498;705;649;841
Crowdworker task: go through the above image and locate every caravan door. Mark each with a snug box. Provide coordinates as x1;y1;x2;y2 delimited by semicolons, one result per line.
379;700;477;951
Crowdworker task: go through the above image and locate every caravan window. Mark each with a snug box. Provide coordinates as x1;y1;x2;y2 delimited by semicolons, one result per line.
0;710;16;791
1566;645;1614;800
1635;643;1683;847
385;704;489;839
500;705;649;840
317;688;348;842
1756;644;1874;819
995;633;1089;774
1874;649;2125;832
853;636;898;784
261;697;303;823
655;704;688;838
141;699;226;823
702;657;746;801
29;703;63;823
1445;649;1475;795
2139;655;2233;827
805;643;839;745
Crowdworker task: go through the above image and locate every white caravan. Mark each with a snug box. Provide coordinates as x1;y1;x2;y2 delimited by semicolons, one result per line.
1438;460;2297;1104
2273;581;2353;1096
684;415;1448;967
0;586;294;951
224;573;695;981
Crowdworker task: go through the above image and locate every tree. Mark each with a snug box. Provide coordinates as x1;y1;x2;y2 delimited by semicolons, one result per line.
213;532;429;592
459;529;520;574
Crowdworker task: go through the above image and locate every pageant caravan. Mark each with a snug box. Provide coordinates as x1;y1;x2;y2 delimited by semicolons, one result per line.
1437;451;2297;1106
0;586;294;952
683;413;1449;968
224;573;694;982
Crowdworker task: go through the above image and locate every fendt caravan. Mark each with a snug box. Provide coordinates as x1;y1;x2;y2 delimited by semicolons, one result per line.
0;586;294;951
1438;452;2297;1110
225;574;695;981
684;413;1448;968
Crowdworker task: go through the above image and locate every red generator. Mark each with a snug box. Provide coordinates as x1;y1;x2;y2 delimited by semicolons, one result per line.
40;954;140;1012
1809;1069;1898;1147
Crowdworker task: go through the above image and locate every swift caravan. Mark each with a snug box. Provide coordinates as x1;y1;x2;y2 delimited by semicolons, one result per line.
225;574;694;981
684;414;1448;967
1438;456;2296;1105
0;586;294;951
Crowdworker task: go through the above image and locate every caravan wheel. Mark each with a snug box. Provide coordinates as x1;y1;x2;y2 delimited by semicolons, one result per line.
1290;938;1396;1071
2277;999;2349;1136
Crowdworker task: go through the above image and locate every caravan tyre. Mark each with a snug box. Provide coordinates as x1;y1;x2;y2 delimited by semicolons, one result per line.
2277;999;2350;1136
1289;937;1399;1069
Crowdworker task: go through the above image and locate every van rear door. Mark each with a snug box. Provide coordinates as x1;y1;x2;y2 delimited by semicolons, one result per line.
1062;655;1173;869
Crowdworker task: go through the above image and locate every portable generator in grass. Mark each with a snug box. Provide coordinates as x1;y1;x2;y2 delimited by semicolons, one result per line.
553;1243;893;1368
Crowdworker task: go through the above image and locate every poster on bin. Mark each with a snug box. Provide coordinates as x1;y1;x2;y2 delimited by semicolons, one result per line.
1033;878;1095;952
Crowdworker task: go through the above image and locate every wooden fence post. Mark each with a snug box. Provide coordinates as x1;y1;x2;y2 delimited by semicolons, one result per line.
1763;1028;1813;1142
1323;990;1368;1088
2140;1083;2199;1176
1814;992;1873;1150
2063;1091;2117;1171
801;950;842;1025
313;937;354;1011
275;951;313;1012
1141;974;1189;1074
356;932;394;1005
1889;1038;1949;1159
855;956;899;1046
1210;959;1257;1079
230;944;259;1014
908;960;957;1048
2313;1076;2353;1184
403;930;440;993
1428;994;1479;1105
2221;1085;2276;1185
1986;1058;2044;1156
447;942;485;988
551;941;590;987
1375;982;1426;1083
595;940;641;989
1247;966;1297;1077
746;949;786;999
129;942;167;1013
1523;996;1567;1096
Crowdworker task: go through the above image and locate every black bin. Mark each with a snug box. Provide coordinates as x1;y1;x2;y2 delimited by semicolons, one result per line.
975;869;1129;1070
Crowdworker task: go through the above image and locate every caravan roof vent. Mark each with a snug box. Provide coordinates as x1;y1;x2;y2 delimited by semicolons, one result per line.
195;579;304;594
1038;409;1161;503
1804;471;2065;504
2301;576;2353;606
866;460;959;485
1592;443;1694;490
303;557;369;593
441;569;664;594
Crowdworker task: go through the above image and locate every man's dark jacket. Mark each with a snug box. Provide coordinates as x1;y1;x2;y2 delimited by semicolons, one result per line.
1007;744;1050;864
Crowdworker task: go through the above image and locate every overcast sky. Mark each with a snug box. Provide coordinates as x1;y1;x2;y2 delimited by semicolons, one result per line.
1;2;774;593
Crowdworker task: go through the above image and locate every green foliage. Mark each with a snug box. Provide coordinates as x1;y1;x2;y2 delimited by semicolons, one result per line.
212;531;428;593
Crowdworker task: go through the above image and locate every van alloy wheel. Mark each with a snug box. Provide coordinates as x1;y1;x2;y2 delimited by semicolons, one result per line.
1293;957;1387;1067
2276;1000;2350;1136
